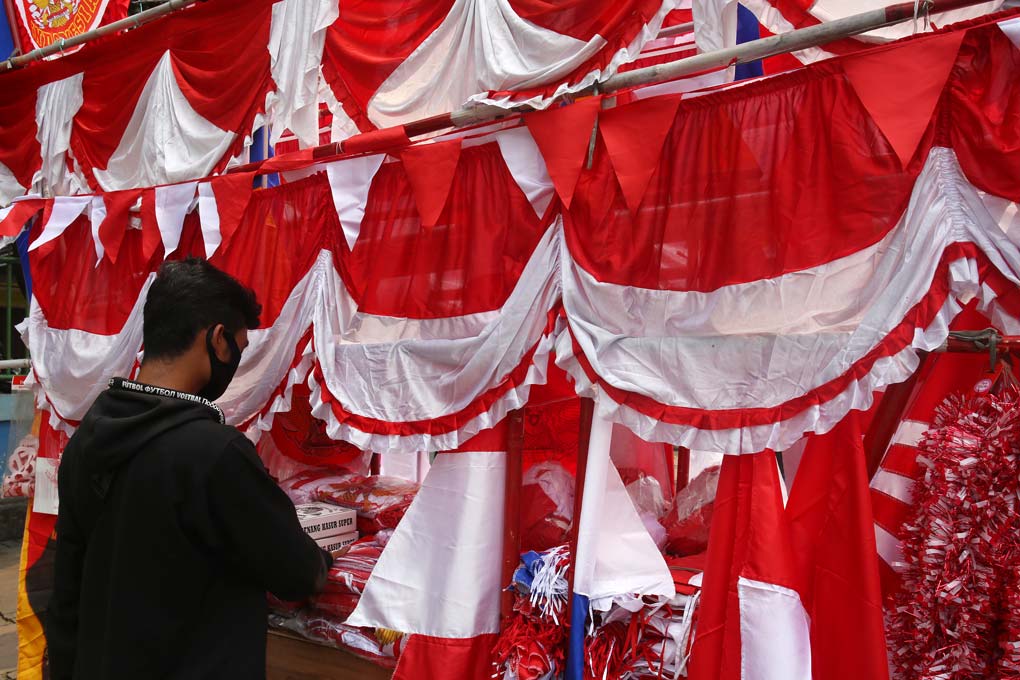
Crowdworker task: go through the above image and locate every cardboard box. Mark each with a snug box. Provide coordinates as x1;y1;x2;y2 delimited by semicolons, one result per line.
317;532;358;554
295;503;357;541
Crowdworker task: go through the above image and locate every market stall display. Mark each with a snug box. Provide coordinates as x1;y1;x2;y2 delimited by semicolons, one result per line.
3;3;1019;679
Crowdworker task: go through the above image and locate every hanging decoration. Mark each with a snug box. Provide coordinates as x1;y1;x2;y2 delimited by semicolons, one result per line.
888;378;1020;679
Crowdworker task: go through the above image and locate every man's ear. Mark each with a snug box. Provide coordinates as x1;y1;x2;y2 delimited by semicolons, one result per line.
209;323;231;362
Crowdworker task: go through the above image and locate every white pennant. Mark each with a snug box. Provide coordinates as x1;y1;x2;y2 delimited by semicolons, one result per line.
325;154;385;250
495;126;555;219
155;181;198;258
1001;18;1020;49
28;196;91;253
197;182;221;258
89;196;108;263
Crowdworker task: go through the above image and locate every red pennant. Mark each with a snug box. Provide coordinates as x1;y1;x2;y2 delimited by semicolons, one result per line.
524;97;601;209
0;199;45;237
599;95;681;214
139;189;161;261
843;30;965;167
210;172;256;251
98;189;142;265
400;139;462;228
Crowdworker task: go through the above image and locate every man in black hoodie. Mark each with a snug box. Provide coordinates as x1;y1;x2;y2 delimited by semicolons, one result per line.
46;258;332;679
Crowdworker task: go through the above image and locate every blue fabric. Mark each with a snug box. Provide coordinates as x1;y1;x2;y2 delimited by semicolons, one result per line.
511;550;545;591
0;4;15;62
250;127;280;188
15;228;31;302
565;592;589;680
735;3;765;80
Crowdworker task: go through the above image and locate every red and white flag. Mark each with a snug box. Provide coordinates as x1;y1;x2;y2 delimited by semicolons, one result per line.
346;424;509;679
9;0;128;53
688;450;811;680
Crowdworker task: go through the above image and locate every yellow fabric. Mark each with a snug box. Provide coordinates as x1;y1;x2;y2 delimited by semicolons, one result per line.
16;504;46;680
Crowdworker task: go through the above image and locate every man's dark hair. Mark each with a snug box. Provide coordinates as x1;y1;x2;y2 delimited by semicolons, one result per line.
142;257;261;361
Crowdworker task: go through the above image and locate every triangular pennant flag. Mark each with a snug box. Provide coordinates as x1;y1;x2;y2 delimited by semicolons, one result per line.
94;189;141;265
154;181;198;258
0;199;45;238
494;127;555;219
326;154;385;250
524;97;601;209
1000;18;1020;50
400;139;462;228
598;94;681;214
29;196;90;254
843;30;965;167
139;190;161;262
198;172;255;258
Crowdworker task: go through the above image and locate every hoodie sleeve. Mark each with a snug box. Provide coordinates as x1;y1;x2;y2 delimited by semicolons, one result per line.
207;437;332;601
46;448;85;680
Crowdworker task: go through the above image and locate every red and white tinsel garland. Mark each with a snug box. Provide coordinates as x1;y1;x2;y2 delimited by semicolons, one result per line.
888;389;1020;679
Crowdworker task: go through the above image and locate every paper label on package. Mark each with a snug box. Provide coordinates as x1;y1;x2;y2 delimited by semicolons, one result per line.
34;457;60;515
295;503;356;540
317;533;358;554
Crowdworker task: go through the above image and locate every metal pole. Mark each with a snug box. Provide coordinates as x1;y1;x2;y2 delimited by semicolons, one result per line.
1;0;23;56
0;358;30;370
0;0;201;71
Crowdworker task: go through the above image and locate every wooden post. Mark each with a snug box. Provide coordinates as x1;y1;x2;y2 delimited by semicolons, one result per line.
676;446;691;492
500;409;525;624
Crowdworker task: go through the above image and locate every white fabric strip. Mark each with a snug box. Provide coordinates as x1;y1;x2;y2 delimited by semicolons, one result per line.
347;450;506;637
28;196;91;252
89;196;107;262
0;163;27;211
468;0;682;111
737;577;812;680
369;0;596;127
33;73;87;198
266;0;339;147
889;419;929;448
93;52;237;192
325;154;386;250
154;181;198;258
494;126;555;219
1001;18;1020;49
197;181;221;258
874;523;904;570
870;469;914;504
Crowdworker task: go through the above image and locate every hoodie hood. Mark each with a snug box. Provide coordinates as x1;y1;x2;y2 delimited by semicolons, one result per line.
76;381;223;497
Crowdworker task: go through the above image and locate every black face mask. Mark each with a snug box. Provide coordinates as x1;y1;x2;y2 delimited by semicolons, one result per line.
197;327;241;402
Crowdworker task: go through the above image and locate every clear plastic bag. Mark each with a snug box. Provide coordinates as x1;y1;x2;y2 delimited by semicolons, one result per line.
662;465;721;556
315;475;419;534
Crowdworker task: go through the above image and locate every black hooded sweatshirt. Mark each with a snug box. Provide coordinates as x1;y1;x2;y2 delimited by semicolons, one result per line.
46;381;331;680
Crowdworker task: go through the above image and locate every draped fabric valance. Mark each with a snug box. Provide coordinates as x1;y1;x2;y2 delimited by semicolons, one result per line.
16;19;1020;454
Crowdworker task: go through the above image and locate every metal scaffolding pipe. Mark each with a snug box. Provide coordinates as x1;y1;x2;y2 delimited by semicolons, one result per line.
1;0;201;71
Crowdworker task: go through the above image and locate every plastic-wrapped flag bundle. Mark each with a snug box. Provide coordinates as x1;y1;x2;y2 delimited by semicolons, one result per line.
310;532;392;619
493;545;572;680
584;568;701;680
315;475;420;534
271;610;404;668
